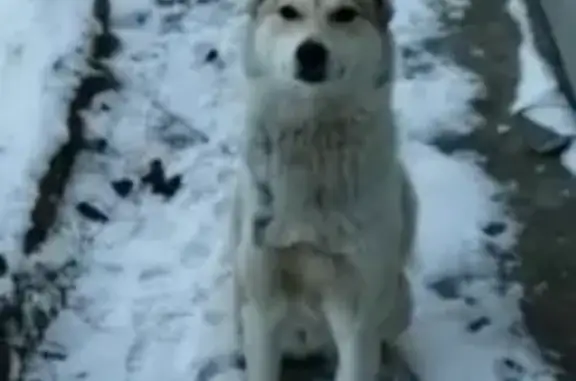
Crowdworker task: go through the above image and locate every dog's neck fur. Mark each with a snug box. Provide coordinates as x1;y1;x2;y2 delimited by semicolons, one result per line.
245;80;398;201
242;80;401;251
245;80;396;156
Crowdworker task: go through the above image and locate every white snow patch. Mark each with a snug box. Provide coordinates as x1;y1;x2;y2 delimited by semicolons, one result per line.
508;0;576;161
400;143;552;381
404;143;506;280
561;142;576;176
393;64;483;141
0;0;92;289
402;280;552;381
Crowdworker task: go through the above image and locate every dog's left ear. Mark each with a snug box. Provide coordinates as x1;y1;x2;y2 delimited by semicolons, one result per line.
245;0;265;18
373;0;393;28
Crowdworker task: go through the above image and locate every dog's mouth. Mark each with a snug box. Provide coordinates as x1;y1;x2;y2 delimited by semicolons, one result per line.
296;67;327;84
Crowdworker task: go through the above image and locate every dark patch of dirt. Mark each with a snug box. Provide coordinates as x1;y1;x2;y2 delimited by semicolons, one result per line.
92;0;121;59
0;323;13;381
423;0;576;378
23;0;120;255
141;158;183;199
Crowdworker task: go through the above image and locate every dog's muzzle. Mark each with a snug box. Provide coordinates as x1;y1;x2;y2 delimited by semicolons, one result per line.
295;40;328;84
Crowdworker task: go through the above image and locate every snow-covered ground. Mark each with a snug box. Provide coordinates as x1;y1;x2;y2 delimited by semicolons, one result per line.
1;0;574;380
0;0;92;287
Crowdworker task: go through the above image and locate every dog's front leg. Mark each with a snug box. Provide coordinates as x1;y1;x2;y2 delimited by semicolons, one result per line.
322;290;380;381
240;246;285;381
242;301;281;381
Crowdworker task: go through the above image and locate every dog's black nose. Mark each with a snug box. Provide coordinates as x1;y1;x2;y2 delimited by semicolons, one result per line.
295;40;328;83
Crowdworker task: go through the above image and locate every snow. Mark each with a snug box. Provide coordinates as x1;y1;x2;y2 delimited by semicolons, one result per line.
0;0;570;380
400;144;544;381
393;63;483;141
0;0;92;292
509;0;576;139
561;143;576;176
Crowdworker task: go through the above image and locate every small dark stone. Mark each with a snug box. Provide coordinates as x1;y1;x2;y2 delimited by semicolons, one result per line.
0;255;8;277
141;159;166;188
83;138;108;153
72;74;120;111
45;270;58;282
220;143;234;155
24;236;42;255
428;277;460;299
432;134;468;154
205;48;219;63
135;12;149;25
111;178;134;198
76;202;109;223
141;159;183;199
501;357;525;373
482;221;507;236
401;47;418;60
155;113;209;149
471;97;496;115
92;32;121;59
40;350;67;361
160;13;186;33
467;316;491;333
52;57;65;73
162;175;182;199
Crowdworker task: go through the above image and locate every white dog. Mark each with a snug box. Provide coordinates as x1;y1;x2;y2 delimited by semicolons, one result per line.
227;0;417;379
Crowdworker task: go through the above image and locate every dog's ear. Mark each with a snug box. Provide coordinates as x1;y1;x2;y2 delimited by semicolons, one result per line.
245;0;265;18
373;0;393;28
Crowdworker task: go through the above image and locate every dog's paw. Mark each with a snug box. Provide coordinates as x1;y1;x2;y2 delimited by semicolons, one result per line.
379;344;419;381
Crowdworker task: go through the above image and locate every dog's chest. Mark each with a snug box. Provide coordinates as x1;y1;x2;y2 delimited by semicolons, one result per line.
249;118;387;250
269;120;367;208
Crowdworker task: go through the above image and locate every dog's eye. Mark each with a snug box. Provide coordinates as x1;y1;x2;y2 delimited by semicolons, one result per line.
330;7;358;23
278;5;301;20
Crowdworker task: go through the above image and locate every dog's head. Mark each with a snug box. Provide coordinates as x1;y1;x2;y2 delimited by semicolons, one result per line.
243;0;393;88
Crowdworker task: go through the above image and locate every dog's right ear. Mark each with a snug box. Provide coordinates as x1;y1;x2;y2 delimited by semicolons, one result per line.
245;0;265;18
373;0;393;29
